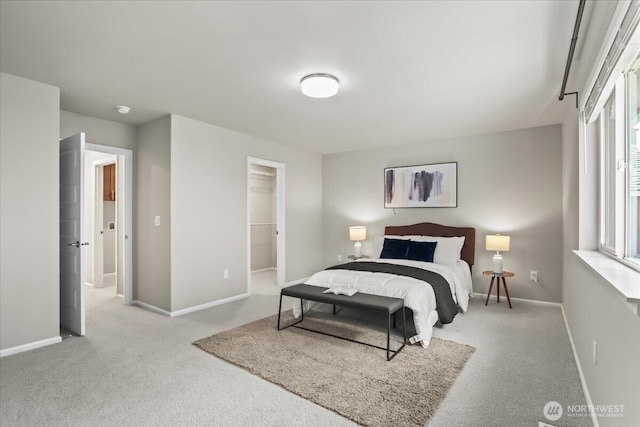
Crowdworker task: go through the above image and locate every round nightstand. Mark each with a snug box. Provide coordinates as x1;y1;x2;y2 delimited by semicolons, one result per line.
348;255;370;260
482;270;514;309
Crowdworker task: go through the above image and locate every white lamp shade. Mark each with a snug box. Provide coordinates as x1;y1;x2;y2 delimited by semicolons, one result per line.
301;74;339;98
485;235;510;252
349;226;367;241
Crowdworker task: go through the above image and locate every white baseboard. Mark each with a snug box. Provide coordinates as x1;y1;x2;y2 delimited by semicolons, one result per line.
169;293;249;317
135;278;306;318
473;292;562;308
560;306;599;427
134;293;251;318
0;336;62;358
104;272;116;278
251;267;276;273
133;300;172;316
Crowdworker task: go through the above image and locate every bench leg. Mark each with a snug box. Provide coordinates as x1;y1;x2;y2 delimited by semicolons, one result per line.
387;307;407;361
402;306;407;345
387;312;391;361
277;294;283;330
277;296;304;330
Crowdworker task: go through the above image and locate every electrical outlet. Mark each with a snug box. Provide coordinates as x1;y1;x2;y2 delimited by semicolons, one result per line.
530;270;538;283
337;255;342;263
223;269;229;279
593;340;597;365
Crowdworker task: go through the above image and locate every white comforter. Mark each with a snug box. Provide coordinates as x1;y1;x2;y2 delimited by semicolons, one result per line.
293;258;473;347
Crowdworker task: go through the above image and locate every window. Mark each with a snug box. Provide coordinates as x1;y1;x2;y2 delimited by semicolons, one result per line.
601;91;617;253
627;59;640;262
597;52;640;270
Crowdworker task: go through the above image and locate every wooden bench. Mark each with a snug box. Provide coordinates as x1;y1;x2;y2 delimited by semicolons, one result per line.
277;284;407;361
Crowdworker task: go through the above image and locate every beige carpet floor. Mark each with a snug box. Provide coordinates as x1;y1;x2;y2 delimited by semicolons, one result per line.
194;310;475;427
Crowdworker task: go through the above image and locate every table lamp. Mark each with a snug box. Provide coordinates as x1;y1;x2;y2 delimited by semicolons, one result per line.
486;234;510;274
349;226;367;258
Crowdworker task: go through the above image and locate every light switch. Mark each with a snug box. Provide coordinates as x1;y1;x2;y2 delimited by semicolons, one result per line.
154;216;161;226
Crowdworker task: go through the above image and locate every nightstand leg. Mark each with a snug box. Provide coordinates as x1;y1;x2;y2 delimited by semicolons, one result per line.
502;277;512;309
497;276;500;302
485;276;495;305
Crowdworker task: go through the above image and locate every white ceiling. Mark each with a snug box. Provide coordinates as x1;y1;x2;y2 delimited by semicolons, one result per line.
0;1;580;154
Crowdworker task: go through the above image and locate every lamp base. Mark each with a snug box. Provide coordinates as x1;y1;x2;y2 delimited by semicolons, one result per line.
492;253;503;274
354;241;362;258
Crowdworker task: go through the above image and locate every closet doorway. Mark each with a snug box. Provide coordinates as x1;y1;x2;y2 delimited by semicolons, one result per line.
247;157;285;295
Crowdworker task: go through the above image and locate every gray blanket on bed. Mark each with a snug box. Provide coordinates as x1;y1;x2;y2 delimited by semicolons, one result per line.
325;262;458;324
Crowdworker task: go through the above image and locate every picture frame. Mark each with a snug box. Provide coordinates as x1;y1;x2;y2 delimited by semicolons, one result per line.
384;162;457;208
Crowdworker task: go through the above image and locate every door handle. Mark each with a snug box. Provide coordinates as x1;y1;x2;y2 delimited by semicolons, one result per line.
67;241;90;247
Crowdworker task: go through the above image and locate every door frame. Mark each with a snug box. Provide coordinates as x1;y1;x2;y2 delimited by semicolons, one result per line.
90;156;117;289
247;157;285;291
86;143;133;305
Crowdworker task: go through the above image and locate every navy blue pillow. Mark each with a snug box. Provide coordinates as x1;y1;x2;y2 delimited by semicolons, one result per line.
380;238;410;259
406;241;437;262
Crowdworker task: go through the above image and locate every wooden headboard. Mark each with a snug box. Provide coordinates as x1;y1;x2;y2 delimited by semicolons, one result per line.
384;222;476;266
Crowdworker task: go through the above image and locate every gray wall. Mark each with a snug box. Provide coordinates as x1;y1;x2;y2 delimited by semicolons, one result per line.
0;72;60;351
561;2;640;425
170;114;323;312
60;110;136;150
322;125;563;302
135;116;172;311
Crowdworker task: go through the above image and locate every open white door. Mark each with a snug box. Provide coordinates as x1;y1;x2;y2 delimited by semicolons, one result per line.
60;133;86;335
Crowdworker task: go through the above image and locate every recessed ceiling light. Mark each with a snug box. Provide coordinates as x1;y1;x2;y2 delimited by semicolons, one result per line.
116;105;131;114
300;73;339;98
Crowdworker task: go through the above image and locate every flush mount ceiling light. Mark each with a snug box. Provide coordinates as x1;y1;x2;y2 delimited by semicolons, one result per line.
300;73;339;98
116;105;131;114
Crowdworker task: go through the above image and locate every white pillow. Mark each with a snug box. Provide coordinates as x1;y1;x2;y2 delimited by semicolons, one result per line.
412;235;465;265
373;236;385;258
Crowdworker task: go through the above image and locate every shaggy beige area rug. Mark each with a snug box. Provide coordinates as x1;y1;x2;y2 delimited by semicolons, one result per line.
194;311;474;427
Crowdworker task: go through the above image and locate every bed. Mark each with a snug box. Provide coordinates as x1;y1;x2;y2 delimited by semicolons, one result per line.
295;222;475;348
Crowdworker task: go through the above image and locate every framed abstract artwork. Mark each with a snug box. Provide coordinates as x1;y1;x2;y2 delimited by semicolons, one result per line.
384;162;457;208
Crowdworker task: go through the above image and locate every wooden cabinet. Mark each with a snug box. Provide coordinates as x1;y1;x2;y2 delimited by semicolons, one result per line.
103;163;116;201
